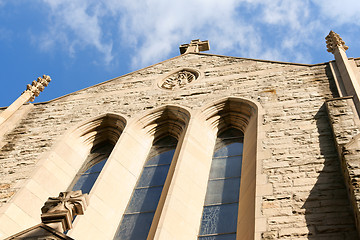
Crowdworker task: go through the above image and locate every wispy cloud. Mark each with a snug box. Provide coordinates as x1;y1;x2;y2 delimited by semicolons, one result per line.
313;0;360;25
116;0;258;67
34;0;360;68
38;0;113;64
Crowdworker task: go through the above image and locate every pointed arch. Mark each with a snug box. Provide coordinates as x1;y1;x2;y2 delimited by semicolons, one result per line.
200;97;257;134
114;105;191;240
198;97;259;240
70;113;126;146
134;104;191;140
65;114;126;194
0;113;127;238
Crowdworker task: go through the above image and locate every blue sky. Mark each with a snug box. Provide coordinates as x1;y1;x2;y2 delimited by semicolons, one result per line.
0;0;360;107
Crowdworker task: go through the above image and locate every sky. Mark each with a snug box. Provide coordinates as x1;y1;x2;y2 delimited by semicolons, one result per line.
0;0;360;107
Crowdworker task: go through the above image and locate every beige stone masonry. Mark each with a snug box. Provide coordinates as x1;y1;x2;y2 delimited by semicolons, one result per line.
326;96;360;237
0;52;358;239
0;104;33;149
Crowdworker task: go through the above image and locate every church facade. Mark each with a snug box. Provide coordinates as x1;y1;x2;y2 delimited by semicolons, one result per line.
1;33;360;240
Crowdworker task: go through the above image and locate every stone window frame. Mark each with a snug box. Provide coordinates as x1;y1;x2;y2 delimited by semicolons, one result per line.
138;97;267;240
114;136;179;239
68;141;115;194
109;105;191;239
69;98;267;240
198;127;244;239
199;97;258;239
1;98;270;240
68;105;191;239
0;113;127;239
68;114;124;195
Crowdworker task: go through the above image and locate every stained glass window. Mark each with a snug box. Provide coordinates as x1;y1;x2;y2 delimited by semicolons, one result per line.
198;128;243;240
114;135;178;240
70;142;114;194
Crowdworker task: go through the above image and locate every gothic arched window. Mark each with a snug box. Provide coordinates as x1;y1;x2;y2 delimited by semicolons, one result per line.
114;135;178;240
64;114;125;197
198;128;244;239
69;141;115;194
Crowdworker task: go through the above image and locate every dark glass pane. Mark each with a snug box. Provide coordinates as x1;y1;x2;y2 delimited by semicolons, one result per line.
84;159;107;173
204;178;240;205
92;142;115;154
125;187;163;213
115;135;178;239
70;141;114;194
136;165;170;188
213;143;243;157
199;233;236;240
146;135;177;164
200;203;239;236
146;149;175;166
209;156;242;179
154;135;178;146
218;128;243;139
72;173;98;194
114;212;155;240
199;128;243;239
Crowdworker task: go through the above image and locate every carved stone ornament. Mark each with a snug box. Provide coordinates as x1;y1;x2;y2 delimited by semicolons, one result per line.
325;30;349;53
24;74;51;102
41;191;89;232
161;70;199;90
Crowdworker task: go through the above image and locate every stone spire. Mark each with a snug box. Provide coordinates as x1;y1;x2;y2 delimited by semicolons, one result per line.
25;74;52;102
325;30;360;116
326;30;349;53
0;74;51;127
41;191;89;232
179;39;210;54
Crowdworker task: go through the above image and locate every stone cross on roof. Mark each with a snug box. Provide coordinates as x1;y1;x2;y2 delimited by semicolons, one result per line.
179;39;210;54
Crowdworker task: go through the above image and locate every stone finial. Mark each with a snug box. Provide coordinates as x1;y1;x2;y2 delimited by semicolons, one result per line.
326;31;349;53
25;74;51;102
179;39;210;54
41;191;89;232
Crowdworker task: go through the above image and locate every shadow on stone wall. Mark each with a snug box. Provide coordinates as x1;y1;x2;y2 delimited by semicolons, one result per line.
302;104;359;239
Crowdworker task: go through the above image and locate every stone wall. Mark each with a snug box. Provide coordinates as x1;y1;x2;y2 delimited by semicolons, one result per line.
0;53;358;239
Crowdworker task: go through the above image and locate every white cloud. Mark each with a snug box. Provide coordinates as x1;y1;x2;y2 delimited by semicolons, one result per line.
112;0;335;66
39;0;113;64
313;0;360;26
34;0;360;67
115;0;262;67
